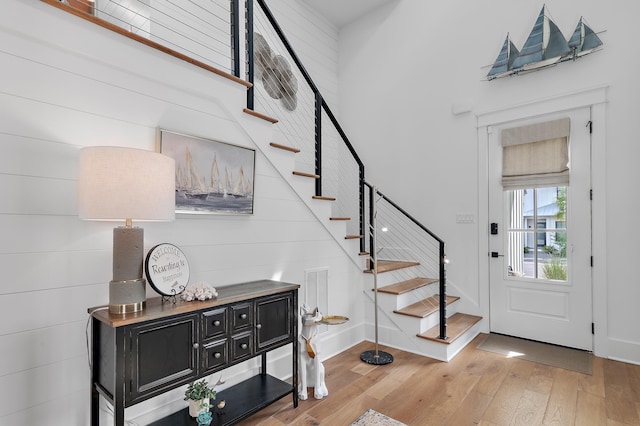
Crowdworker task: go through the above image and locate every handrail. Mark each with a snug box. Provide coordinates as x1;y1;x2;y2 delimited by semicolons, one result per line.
255;0;320;94
365;183;448;340
49;0;450;341
252;0;447;339
364;183;444;245
252;0;366;252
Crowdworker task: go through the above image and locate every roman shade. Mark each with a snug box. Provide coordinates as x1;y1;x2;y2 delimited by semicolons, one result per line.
501;117;570;189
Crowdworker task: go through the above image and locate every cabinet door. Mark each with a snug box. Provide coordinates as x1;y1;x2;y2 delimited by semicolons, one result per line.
128;314;199;404
255;293;293;351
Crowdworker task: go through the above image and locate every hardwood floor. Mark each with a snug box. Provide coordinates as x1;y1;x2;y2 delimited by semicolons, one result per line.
237;335;640;426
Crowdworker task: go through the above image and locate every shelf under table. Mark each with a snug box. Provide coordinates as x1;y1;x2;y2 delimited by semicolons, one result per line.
147;374;294;426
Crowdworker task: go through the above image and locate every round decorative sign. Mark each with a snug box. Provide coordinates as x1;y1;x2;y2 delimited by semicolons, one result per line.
145;243;190;297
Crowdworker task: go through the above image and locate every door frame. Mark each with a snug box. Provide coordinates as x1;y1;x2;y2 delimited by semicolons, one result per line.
476;85;608;357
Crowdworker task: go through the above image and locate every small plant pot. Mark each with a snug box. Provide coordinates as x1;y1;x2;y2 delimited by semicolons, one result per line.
188;398;210;417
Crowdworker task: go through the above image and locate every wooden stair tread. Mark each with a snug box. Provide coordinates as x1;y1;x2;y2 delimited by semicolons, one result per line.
417;313;482;344
269;142;300;153
330;217;350;221
242;108;278;123
364;260;420;273
312;196;336;201
394;295;460;318
377;277;438;295
292;171;320;179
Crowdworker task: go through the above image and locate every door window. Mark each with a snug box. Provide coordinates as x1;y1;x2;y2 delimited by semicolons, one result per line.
507;186;567;281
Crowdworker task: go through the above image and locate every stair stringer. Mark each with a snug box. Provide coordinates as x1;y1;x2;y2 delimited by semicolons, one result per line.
215;102;366;270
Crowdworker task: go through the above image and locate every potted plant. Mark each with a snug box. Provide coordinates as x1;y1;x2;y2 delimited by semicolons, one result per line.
184;379;217;417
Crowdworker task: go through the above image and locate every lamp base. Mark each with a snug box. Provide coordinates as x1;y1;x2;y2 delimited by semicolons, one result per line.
359;349;394;365
109;278;146;314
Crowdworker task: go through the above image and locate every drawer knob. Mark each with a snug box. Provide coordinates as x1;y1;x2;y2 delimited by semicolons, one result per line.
240;313;247;320
214;352;221;359
240;343;248;350
193;343;199;349
213;320;221;326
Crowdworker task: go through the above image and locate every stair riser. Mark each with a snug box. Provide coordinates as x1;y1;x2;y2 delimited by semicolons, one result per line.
364;296;459;332
374;250;411;263
364;320;482;362
369;292;405;312
390;302;460;333
395;284;440;308
290;173;317;195
368;284;442;311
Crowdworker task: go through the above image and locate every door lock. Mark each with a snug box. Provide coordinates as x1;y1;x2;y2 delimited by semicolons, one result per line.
490;223;499;235
491;252;504;258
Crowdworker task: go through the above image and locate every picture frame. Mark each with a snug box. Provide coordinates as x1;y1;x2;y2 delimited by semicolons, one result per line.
159;129;255;215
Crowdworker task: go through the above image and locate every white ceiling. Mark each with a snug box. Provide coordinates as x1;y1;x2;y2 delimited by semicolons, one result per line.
301;0;395;28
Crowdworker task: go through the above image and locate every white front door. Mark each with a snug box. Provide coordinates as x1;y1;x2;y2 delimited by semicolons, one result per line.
488;107;593;350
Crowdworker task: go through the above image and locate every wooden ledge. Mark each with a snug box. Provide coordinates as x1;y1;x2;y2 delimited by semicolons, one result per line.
312;196;336;201
292;171;320;179
270;142;300;153
364;260;420;273
345;235;364;240
377;277;439;295
330;217;350;221
417;313;482;344
243;108;278;123
394;295;460;318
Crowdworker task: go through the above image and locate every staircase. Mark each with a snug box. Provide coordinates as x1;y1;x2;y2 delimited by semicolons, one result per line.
52;0;484;363
249;119;482;361
367;261;482;361
233;1;485;363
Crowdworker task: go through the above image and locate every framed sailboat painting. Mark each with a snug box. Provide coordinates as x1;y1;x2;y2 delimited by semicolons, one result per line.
158;129;255;215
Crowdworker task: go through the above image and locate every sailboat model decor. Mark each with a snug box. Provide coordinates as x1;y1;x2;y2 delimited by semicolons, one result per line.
487;5;603;80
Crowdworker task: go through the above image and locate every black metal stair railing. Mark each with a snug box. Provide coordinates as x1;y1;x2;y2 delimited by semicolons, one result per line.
365;184;448;340
47;0;450;341
250;0;449;339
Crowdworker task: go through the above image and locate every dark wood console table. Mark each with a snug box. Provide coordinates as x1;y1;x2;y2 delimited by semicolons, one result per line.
89;280;299;425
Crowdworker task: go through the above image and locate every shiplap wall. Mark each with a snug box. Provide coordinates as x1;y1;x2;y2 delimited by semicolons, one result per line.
0;1;361;424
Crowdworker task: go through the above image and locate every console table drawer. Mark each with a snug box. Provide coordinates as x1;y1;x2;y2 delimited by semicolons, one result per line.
231;331;253;361
203;339;228;372
203;307;227;339
231;303;252;331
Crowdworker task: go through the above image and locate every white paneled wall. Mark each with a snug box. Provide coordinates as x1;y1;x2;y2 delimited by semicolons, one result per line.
0;1;361;424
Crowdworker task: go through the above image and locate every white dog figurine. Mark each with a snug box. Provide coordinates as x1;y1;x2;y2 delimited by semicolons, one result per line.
298;305;328;400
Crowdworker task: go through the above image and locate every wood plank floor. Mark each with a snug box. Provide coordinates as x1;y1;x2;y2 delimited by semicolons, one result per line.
237;335;640;426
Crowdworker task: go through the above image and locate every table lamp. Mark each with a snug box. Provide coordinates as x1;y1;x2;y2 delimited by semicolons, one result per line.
78;146;175;314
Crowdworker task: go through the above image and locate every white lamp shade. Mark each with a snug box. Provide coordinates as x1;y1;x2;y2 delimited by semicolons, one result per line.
78;146;175;222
